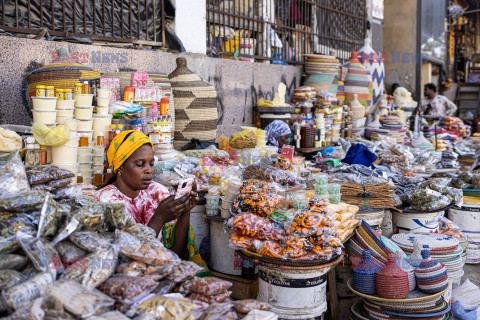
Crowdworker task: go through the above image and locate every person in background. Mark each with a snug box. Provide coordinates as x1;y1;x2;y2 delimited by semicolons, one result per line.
265;120;292;151
420;83;458;117
390;83;400;95
97;130;208;272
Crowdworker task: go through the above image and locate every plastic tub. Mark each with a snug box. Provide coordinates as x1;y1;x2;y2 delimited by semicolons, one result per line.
93;155;104;166
56;115;73;124
33;110;57;123
328;183;341;195
56;99;75;109
76;119;93;131
62;136;79;148
292;192;306;210
52;144;78;164
93;164;104;173
314;184;328;196
96;97;110;107
205;195;220;207
224;190;239;201
74;107;94;119
78;130;94;142
314;173;328;185
96;106;109;115
96;89;110;98
221;197;233;211
329;193;342;204
32;97;57;111
227;179;242;193
73;94;94;107
78;146;93;156
84;177;94;185
79;162;93;171
79;169;94;179
93;146;104;157
206;206;219;216
77;153;93;163
92;114;113;141
56;107;74;117
220;208;231;219
63;118;78;131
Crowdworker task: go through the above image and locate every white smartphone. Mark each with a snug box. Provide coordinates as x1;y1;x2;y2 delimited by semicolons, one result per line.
175;177;194;199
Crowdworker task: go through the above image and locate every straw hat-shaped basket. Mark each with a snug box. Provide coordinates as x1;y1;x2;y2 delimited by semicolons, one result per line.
353;250;382;295
27;63;100;100
168;58;218;150
376;253;410;299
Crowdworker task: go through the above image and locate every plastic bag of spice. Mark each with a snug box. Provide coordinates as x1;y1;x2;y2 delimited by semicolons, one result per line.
138;295;197;320
48;178;72;190
31;184;55;193
0;254;28;270
0;151;30;198
37;196;68;238
121;243;180;267
200;302;236;320
117;261;147;277
115;230;142;251
98;275;158;304
62;245;118;289
0;214;37;238
190;277;232;296
173;276;199;295
2;272;54;309
17;232;59;276
68;204;105;232
232;213;284;241
25;166;55;185
233;299;271;314
45;279;115;318
54;240;87;263
168;261;204;283
229;234;256;251
103;202;137;231
69;231;113;252
86;311;130;320
190;291;232;304
0;236;19;254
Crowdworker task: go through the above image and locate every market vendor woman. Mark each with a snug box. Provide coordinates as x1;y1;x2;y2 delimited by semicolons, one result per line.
265;120;291;151
97;130;207;270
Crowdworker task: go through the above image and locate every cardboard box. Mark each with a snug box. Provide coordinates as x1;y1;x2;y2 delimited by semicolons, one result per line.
210;270;258;300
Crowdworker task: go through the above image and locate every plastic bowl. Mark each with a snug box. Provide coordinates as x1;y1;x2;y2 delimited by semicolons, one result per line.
76;118;93;131
96;89;110;98
56;107;74;117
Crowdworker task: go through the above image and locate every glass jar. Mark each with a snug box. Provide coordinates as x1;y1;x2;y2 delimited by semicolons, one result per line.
25;144;35;166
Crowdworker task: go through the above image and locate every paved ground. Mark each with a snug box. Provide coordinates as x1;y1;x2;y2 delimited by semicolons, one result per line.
462;264;480;287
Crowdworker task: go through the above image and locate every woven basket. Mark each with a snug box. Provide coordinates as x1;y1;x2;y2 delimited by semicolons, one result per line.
169;58;218;150
376;253;410;299
353;250;382;295
27;63;101;100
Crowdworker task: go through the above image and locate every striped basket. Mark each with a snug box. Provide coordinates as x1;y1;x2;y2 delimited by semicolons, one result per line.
169;58;218;150
353;250;382;295
27;63;101;101
415;249;449;294
376;253;410;299
344;51;372;108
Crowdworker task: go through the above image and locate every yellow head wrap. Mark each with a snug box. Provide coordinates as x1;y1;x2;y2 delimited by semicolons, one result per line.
106;130;153;174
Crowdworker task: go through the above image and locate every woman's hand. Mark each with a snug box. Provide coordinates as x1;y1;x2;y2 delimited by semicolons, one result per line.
151;194;191;226
185;181;199;212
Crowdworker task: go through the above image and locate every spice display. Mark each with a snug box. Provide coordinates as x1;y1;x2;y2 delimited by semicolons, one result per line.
138;295;197;320
121;242;180;267
98;275;158;304
190;290;232;304
233;299;271;314
190;277;233;296
168;260;204;283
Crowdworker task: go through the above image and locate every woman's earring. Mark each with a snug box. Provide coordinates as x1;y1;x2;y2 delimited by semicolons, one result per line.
118;171;122;176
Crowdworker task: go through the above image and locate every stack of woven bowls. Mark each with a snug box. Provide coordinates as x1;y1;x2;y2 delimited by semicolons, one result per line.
371;115;407;143
304;54;341;94
391;233;464;284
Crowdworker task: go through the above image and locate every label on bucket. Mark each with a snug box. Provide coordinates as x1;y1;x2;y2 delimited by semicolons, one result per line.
259;270;327;288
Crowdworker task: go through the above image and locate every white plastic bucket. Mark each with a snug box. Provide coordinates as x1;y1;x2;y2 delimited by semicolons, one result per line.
56;115;73;124
73;94;94;107
56;99;75;109
56;108;74;117
96;89;110;98
449;207;480;264
77;153;93;163
63;119;78;131
96;106;109;115
51;143;78;164
33;110;57;123
392;210;444;234
96;97;110;107
74;107;94;119
32;97;57;111
190;205;209;248
257;265;330;319
210;219;242;276
92;114;113;141
76;119;93;131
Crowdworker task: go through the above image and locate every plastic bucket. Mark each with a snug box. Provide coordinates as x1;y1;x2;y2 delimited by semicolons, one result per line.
96;89;110;98
96;106;109;115
210;219;242;276
96;97;110;107
63;119;78;131
56;108;74;117
74;107;94;119
56;99;75;109
77;153;93;163
51;142;78;164
32;97;57;111
257;264;330;319
92;114;113;141
76;119;93;131
33;110;57;123
73;94;94;107
392;210;444;234
449;206;480;264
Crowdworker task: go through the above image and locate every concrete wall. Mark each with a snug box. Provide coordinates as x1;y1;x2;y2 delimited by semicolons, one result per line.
175;0;206;54
0;36;301;136
383;0;417;94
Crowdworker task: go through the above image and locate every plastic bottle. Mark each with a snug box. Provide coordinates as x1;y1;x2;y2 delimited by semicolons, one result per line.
116;124;123;135
79;134;89;147
96;132;105;147
77;173;83;184
151;102;159;118
40;145;47;165
34;144;41;165
25;144;35;166
104;168;113;183
160;98;169;115
108;124;116;143
94;170;103;185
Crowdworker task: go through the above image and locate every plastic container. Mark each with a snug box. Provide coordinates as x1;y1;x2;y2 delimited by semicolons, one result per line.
56;99;75;109
328;193;342;204
63;118;78;131
78;146;93;156
96;89;110;98
33;110;57;123
205;195;220;207
93;146;104;157
206;206;219;216
227;179;242;193
56;108;74;117
328;183;341;195
314;173;328;185
93;114;113;141
79;169;94;179
74;106;94;119
96;106;109;115
93;155;104;166
32;97;57;111
79;162;93;171
77;153;93;163
224;190;240;201
221;197;233;211
220;208;231;219
84;177;94;185
51;163;79;183
93;164;104;173
314;184;328;196
73;93;94;107
77;130;94;142
56;115;73;124
96;97;110;107
76;118;93;131
292;192;306;210
52;143;78;164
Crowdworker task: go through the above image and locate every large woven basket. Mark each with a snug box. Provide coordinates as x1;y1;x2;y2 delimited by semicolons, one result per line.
27;63;101;100
169;58;218;150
